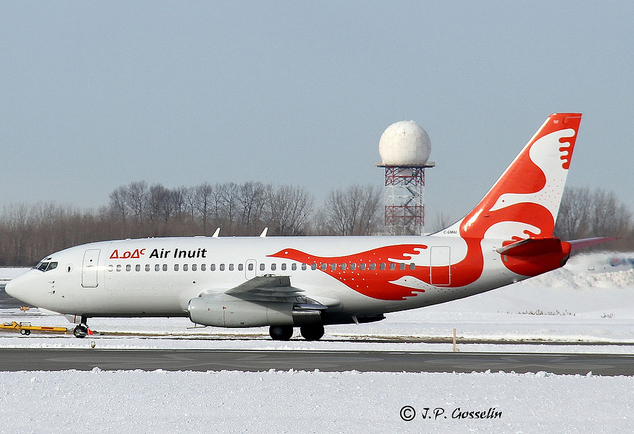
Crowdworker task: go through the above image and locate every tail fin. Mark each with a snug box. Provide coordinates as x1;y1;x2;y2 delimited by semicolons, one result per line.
458;113;582;241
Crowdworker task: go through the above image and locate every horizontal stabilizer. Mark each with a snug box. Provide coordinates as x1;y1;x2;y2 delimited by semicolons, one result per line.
496;238;568;257
568;237;617;251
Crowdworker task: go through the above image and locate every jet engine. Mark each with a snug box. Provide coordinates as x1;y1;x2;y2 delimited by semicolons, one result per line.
187;294;324;328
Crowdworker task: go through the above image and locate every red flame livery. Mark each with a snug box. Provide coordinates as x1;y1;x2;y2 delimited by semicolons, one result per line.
272;114;580;300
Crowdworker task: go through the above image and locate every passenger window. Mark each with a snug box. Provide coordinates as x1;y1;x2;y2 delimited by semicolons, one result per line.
360;263;367;271
340;263;347;271
163;264;168;271
229;264;234;271
145;264;150;272
370;263;376;270
350;263;356;271
220;264;225;271
311;263;317;270
136;264;141;272
211;264;216;271
248;263;254;271
192;264;197;271
183;264;189;271
126;264;131;272
116;265;122;272
108;265;113;272
380;263;386;270
389;263;395;271
238;263;243;271
292;263;297;271
271;264;276;271
400;263;405;270
201;264;206;271
281;263;286;271
155;264;160;272
320;263;327;271
174;264;179;272
260;263;265;271
330;263;336;271
410;263;415;270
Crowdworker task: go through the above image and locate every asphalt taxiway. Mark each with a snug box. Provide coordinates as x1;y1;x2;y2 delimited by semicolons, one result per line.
0;348;632;375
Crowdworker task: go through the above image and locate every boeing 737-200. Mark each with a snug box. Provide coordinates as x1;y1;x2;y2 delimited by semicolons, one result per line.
7;113;595;340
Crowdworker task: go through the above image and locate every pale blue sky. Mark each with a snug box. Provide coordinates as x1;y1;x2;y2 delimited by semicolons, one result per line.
1;1;633;223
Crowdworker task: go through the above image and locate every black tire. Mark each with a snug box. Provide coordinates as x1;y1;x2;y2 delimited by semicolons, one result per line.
269;325;293;341
20;329;30;336
73;325;88;338
300;324;324;341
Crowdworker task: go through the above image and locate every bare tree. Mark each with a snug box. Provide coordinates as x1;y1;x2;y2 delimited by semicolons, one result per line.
239;181;271;234
109;185;129;224
554;187;593;240
127;181;148;224
219;182;240;234
193;183;214;233
269;185;313;235
555;186;632;244
320;185;382;235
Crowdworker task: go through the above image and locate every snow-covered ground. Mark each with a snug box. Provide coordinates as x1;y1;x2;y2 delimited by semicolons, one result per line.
1;369;632;433
1;252;634;432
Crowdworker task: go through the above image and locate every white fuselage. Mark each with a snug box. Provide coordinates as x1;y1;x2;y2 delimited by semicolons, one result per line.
6;234;523;321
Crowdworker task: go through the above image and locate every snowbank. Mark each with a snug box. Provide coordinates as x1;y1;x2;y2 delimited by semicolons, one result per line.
1;369;631;433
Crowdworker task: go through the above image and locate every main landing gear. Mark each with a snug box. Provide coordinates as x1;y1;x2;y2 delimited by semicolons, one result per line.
269;324;325;341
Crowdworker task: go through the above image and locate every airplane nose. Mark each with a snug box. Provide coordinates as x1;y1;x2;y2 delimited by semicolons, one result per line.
4;273;28;301
4;279;19;298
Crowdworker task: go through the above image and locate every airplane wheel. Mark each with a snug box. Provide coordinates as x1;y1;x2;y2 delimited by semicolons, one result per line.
300;324;324;341
20;329;30;336
73;325;88;338
269;325;293;341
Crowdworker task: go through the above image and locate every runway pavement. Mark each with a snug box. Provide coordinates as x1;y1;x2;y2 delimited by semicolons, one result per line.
0;348;632;375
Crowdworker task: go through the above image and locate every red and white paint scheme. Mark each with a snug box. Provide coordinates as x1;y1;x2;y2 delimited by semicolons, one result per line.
7;114;590;340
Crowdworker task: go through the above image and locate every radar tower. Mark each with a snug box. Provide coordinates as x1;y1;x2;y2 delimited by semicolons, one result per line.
376;120;434;235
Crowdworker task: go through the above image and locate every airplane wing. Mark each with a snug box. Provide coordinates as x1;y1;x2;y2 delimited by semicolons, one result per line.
225;275;307;303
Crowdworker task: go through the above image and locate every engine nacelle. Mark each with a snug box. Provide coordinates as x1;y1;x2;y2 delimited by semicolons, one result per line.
187;294;322;328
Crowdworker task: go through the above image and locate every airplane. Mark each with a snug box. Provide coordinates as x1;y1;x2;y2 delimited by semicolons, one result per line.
6;113;596;340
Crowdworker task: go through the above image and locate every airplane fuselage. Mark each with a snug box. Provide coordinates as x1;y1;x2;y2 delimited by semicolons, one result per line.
9;234;530;320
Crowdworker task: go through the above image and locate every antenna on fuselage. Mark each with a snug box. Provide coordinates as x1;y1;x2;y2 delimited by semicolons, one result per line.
212;228;220;238
260;227;268;238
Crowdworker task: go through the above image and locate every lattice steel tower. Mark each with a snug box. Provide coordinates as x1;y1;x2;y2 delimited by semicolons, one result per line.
376;121;434;235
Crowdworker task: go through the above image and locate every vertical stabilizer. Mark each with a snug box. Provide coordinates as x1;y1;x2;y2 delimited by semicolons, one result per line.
457;113;582;241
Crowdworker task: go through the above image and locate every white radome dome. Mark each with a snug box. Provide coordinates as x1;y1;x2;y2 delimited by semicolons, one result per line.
378;120;431;166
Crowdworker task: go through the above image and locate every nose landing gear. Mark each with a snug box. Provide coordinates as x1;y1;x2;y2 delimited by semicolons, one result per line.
73;324;88;338
73;316;90;338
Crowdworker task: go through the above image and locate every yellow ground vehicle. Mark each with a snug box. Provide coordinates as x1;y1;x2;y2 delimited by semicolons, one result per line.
0;321;69;335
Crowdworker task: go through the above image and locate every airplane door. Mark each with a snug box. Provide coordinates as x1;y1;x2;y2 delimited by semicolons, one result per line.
430;246;451;286
245;259;257;280
82;249;101;288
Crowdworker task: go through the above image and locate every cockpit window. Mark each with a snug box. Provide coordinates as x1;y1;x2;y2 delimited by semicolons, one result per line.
35;261;58;272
